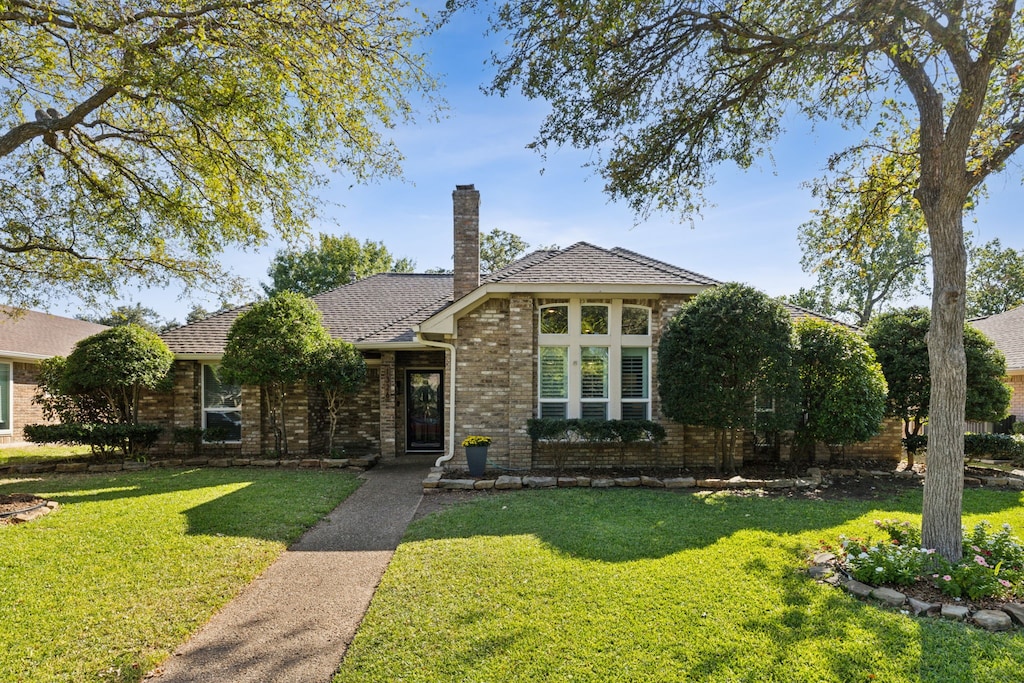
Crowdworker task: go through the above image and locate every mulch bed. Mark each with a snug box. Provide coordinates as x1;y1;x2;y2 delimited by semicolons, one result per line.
0;493;47;522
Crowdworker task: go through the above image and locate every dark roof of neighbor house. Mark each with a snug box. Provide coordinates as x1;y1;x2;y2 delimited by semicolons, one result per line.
970;305;1024;371
0;307;109;358
159;242;723;355
782;302;859;331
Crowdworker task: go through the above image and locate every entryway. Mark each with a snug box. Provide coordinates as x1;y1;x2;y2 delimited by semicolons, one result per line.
406;370;443;452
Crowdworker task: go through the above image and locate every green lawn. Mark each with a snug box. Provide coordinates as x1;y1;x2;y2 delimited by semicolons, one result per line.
336;487;1024;683
0;468;360;683
0;443;91;465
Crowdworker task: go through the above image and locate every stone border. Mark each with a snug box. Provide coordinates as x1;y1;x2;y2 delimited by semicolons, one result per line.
0;455;379;476
0;499;59;524
423;465;1024;494
808;552;1024;633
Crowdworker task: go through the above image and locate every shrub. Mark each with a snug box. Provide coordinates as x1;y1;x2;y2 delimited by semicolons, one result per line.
963;433;1024;461
526;419;666;444
24;423;162;460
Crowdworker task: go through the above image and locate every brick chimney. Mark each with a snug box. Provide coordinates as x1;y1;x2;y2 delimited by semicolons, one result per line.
452;184;481;300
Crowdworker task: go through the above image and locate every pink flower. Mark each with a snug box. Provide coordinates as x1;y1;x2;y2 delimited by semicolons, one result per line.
974;555;989;567
943;575;952;582
971;545;982;553
999;579;1012;588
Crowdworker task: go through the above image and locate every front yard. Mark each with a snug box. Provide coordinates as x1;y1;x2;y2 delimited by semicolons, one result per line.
335;486;1024;682
0;468;359;682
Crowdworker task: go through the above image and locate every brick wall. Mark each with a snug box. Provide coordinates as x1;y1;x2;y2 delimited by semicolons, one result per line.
3;361;44;443
314;367;381;456
453;185;480;300
1007;372;1024;421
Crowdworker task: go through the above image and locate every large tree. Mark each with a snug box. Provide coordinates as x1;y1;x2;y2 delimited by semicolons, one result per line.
0;1;436;309
264;233;415;297
967;238;1024;317
78;303;174;333
307;338;367;455
484;0;1024;560
219;292;331;455
658;283;797;473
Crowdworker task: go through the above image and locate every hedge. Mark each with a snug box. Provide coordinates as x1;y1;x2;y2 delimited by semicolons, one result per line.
526;418;666;443
23;422;163;460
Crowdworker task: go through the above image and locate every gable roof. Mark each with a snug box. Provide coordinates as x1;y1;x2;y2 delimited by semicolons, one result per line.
0;307;108;359
160;274;454;355
484;242;720;287
970;305;1024;371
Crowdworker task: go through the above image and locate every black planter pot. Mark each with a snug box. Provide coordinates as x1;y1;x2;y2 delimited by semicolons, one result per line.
466;446;488;477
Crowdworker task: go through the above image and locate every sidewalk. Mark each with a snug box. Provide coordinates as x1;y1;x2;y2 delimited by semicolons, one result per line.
151;455;433;683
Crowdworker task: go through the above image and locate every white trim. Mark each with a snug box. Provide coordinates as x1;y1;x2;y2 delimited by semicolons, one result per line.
412;330;457;467
0;361;11;434
0;350;48;362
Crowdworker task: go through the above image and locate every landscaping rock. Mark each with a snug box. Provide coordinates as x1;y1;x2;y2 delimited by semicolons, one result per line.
591;478;615;488
1001;603;1024;626
88;463;122;473
55;462;88;473
832;468;857;477
439;479;476;490
155;459;183;467
908;598;941;617
808;565;832;579
474;479;495;490
843;580;874;598
981;477;1009;487
813;552;836;565
894;470;918;479
614;477;641;487
351;456;377;468
183;458;209;466
963;476;982;486
640;476;665;488
299;459;321;468
321;458;349;468
697;478;728;489
557;477;578;487
1008;479;1024;491
941;604;970;621
231;458;251;467
974;609;1013;632
422;471;443;488
794;478;814;488
870;587;907;607
252;459;279;467
663;477;696;488
765;478;795;489
523;476;557;488
279;459;300;468
575;476;592;488
17;463;56;474
123;461;149;471
494;475;523;490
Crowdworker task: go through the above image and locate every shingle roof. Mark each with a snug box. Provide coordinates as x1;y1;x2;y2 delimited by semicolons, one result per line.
484;242;720;286
782;303;859;331
0;307;108;358
160;274;454;354
970;305;1024;371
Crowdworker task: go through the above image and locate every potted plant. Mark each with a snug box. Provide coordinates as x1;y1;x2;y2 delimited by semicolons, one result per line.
462;435;491;477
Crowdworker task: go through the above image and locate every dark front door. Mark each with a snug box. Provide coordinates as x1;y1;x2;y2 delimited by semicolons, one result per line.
406;370;443;451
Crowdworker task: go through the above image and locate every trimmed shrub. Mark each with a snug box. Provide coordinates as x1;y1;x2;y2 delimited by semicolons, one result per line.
24;422;162;460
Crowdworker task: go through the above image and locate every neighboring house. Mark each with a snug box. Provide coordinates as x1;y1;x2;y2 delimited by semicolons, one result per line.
0;308;108;444
970;305;1024;425
150;185;901;468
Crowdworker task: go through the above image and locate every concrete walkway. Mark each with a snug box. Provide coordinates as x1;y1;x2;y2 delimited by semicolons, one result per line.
152;455;433;683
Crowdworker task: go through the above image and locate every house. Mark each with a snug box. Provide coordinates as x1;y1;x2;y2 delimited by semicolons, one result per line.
970;305;1024;425
0;307;108;444
150;185;902;468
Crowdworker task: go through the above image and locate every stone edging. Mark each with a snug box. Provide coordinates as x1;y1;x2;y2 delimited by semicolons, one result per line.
1;499;59;524
423;465;1024;494
0;455;379;476
808;552;1024;632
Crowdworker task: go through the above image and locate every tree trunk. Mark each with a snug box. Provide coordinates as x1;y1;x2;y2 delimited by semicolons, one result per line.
920;194;968;562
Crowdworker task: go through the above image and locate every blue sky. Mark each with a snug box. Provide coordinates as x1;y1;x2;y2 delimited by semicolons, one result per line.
73;6;1023;324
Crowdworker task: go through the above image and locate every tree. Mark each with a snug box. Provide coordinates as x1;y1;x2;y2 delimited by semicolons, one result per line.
264;233;415;297
79;303;172;333
484;0;1024;561
219;292;330;455
480;228;530;272
307;339;368;455
658;283;797;473
0;1;436;310
797;150;930;326
866;307;1011;466
793;318;888;463
62;325;174;425
967;239;1024;317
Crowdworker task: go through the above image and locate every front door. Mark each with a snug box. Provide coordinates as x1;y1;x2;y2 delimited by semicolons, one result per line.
406;370;443;451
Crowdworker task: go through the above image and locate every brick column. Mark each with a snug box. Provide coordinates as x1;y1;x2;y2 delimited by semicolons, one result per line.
241;384;263;457
508;294;535;469
379;352;397;459
171;362;198;457
453;184;480;300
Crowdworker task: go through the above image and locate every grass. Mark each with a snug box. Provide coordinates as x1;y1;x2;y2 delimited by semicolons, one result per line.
335;487;1024;683
0;467;360;682
0;443;92;465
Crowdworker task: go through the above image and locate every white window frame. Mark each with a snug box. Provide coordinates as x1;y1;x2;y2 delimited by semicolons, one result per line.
538;300;652;420
202;363;242;443
0;361;11;434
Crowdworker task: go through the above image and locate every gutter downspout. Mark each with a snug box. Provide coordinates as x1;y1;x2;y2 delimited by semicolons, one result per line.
414;327;456;468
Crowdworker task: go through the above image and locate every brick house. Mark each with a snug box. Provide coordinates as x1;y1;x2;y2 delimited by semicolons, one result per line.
152;184;902;469
971;306;1024;426
0;308;108;444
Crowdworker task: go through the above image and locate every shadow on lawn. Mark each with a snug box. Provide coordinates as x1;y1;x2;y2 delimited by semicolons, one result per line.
0;467;358;542
407;487;1024;564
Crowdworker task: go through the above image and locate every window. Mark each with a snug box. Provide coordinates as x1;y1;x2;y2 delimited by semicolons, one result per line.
203;364;241;442
621;348;649;420
0;362;10;432
537;301;652;420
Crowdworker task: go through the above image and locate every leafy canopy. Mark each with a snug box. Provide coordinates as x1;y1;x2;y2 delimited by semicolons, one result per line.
264;233;416;297
794;318;888;450
307;338;368;454
0;0;437;309
967;239;1024;317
